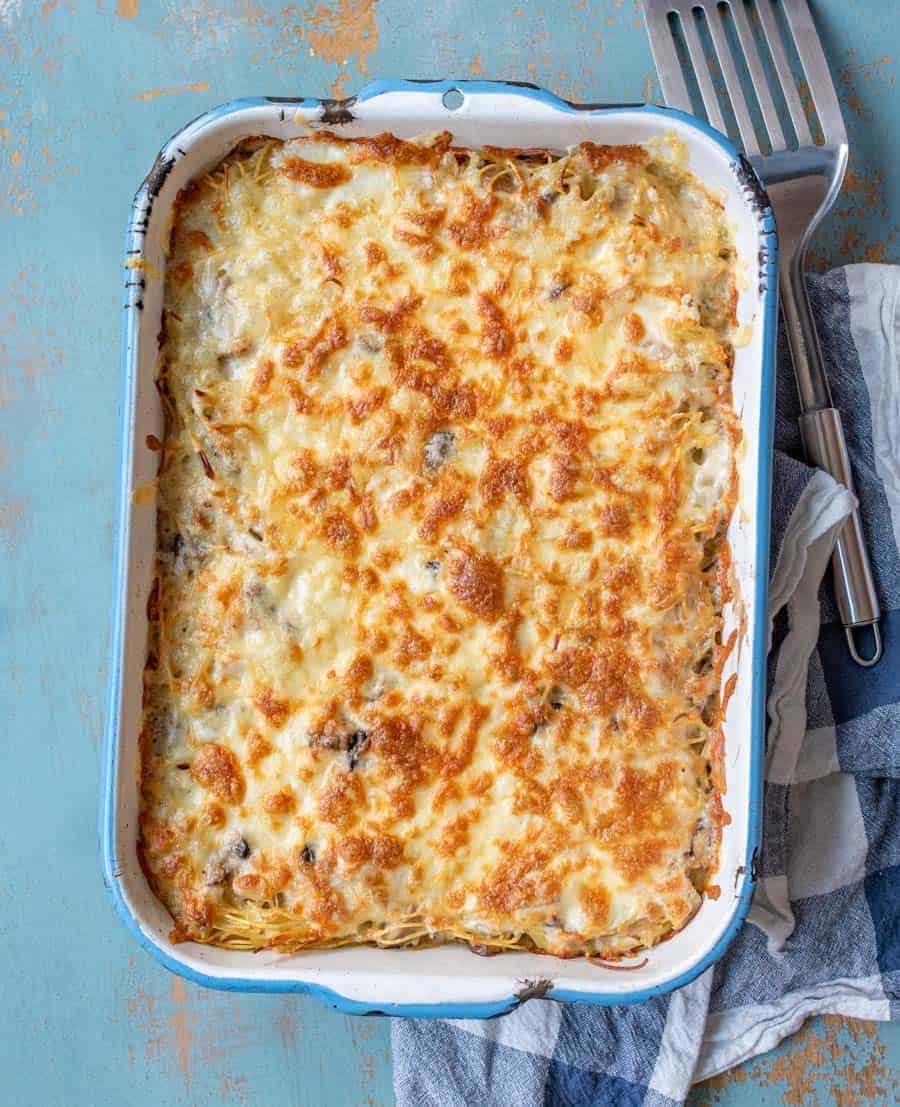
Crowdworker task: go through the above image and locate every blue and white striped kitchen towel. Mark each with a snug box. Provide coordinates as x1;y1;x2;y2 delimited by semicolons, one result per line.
392;264;900;1106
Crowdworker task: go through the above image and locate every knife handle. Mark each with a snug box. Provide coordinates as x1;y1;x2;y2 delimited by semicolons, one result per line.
799;408;883;665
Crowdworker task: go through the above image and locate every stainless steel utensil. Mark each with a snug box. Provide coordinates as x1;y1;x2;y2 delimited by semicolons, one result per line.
642;0;882;665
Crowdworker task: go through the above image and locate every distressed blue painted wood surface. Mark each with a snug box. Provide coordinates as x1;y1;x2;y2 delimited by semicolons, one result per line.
1;2;898;1104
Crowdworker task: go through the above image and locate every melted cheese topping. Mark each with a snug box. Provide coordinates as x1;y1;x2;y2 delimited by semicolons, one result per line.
139;131;739;958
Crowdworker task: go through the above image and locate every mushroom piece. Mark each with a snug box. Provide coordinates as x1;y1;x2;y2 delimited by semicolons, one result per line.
424;429;455;473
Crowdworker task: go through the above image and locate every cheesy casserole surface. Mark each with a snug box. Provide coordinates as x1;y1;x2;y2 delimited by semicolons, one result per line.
139;130;740;959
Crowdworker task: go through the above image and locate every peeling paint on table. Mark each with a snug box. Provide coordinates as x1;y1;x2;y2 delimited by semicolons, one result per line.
0;2;898;1105
694;1015;900;1107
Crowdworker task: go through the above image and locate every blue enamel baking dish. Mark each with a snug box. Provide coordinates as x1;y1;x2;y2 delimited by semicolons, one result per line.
101;79;777;1017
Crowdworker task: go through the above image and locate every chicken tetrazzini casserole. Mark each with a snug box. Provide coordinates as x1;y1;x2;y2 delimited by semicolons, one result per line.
138;129;740;960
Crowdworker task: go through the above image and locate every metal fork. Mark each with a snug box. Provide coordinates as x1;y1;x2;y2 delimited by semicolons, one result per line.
642;0;882;665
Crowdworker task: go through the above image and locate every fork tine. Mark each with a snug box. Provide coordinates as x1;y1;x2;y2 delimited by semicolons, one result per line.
702;3;761;155
671;2;728;134
728;0;787;151
642;2;694;114
754;0;814;147
781;0;846;145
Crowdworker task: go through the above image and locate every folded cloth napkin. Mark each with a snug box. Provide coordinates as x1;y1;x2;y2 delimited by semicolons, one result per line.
392;265;900;1106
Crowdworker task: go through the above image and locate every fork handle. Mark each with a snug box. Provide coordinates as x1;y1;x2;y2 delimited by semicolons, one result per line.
799;409;882;661
780;274;883;665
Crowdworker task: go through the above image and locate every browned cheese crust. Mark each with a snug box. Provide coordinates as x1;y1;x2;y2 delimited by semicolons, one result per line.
138;129;740;958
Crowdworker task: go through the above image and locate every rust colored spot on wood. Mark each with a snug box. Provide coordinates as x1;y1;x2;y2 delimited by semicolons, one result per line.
330;70;351;99
693;1015;899;1107
307;0;380;77
168;975;195;1082
133;82;209;101
0;497;27;552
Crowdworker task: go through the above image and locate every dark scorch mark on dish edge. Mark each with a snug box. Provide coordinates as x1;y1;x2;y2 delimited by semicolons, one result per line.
514;978;554;1002
319;97;358;126
731;154;776;294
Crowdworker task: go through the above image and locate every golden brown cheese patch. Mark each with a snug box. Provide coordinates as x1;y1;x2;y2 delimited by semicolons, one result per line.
280;157;352;189
579;141;647;172
478;294;514;360
447;550;505;621
138;129;740;960
347;130;452;165
191;744;246;805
